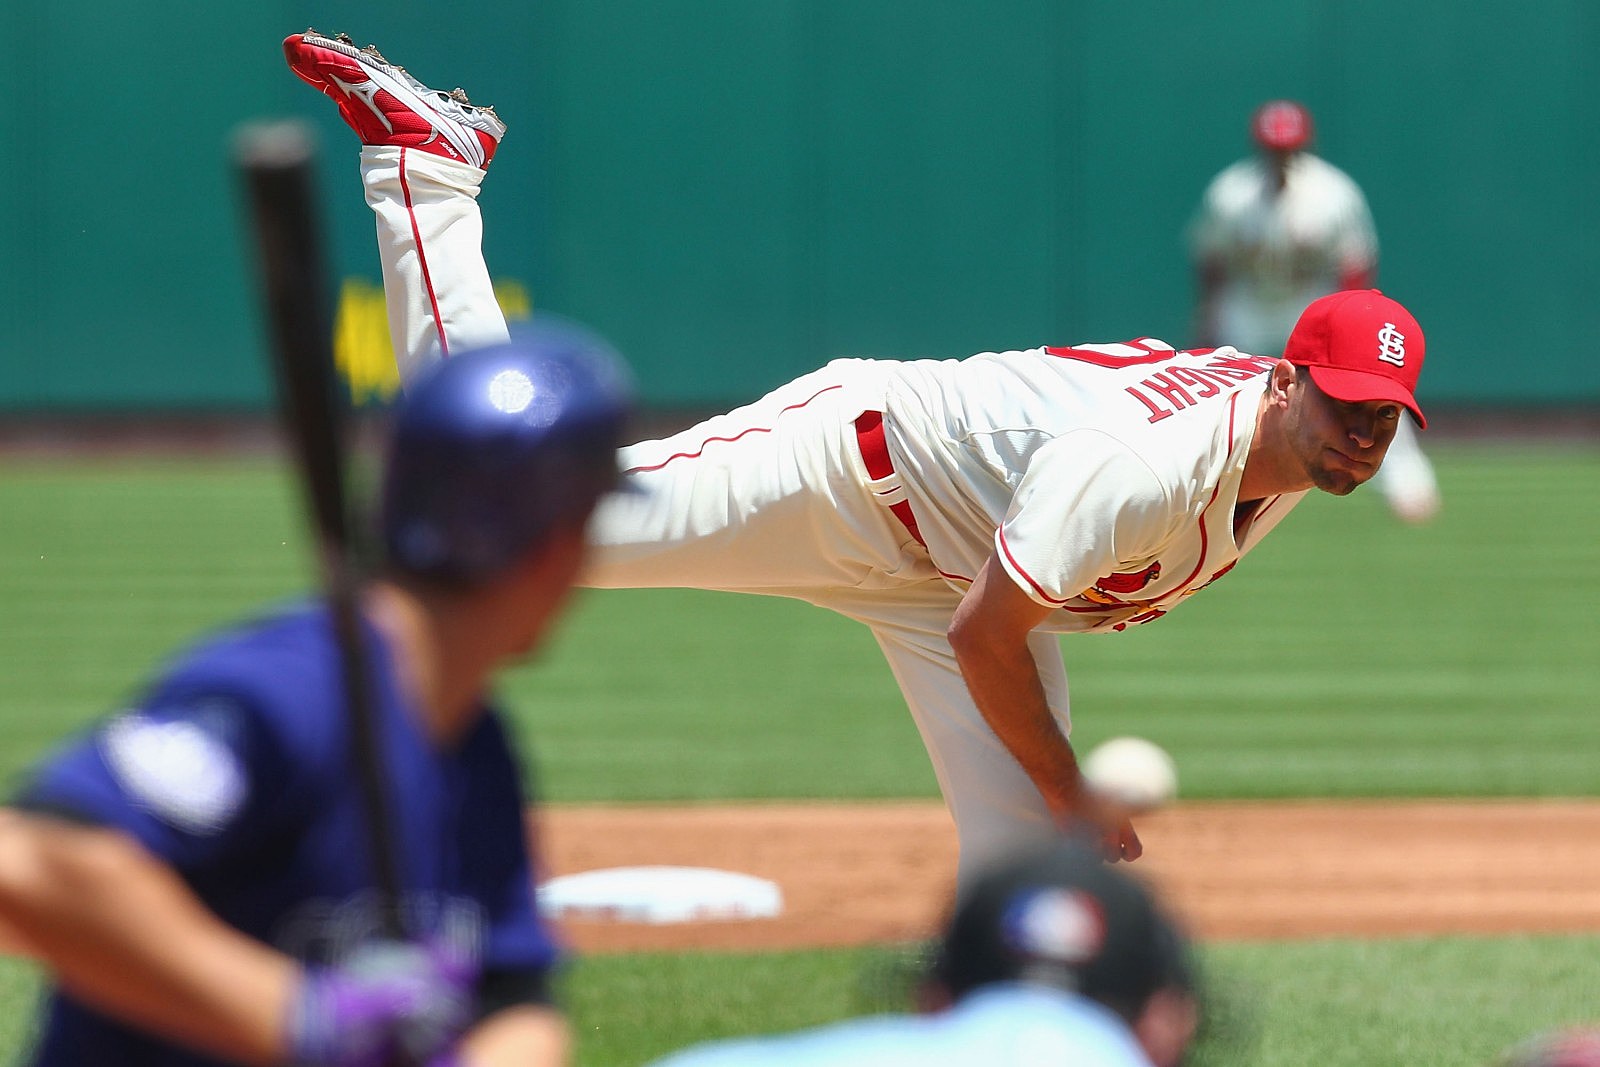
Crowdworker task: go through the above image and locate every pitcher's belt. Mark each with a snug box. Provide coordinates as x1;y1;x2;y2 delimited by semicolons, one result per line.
853;410;926;548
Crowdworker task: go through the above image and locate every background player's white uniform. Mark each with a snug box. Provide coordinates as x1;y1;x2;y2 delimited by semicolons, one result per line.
1189;152;1376;355
1189;152;1439;523
364;148;1308;882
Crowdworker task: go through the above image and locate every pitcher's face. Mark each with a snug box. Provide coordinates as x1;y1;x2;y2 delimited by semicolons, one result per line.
1285;373;1401;496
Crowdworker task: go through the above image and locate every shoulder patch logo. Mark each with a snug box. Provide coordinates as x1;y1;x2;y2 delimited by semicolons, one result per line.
1376;322;1406;367
102;711;248;835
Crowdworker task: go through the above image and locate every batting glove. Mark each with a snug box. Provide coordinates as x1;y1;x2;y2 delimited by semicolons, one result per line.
289;939;474;1067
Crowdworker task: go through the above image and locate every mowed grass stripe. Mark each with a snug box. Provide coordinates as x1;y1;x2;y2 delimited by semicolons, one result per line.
2;445;1597;800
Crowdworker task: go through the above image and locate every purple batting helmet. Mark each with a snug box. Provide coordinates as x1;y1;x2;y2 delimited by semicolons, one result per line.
380;318;636;583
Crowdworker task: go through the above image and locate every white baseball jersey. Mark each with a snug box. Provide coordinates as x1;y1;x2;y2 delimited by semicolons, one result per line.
361;147;1309;885
1189;153;1377;354
885;341;1307;633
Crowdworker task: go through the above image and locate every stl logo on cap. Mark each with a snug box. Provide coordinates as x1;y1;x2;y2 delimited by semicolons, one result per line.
1376;322;1407;367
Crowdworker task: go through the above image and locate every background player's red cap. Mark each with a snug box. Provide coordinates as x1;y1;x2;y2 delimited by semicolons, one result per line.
1283;289;1428;428
1251;100;1314;152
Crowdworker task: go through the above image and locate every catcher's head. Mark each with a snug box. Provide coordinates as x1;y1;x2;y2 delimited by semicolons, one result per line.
927;837;1193;1026
380;317;636;584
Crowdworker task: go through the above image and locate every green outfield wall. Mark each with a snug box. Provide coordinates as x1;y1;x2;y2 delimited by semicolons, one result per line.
4;1;1597;411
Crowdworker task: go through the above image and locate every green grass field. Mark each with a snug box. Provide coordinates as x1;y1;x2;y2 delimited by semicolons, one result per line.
1;442;1598;1064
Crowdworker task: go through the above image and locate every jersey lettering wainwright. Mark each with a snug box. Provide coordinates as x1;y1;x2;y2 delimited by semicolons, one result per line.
1044;342;1278;424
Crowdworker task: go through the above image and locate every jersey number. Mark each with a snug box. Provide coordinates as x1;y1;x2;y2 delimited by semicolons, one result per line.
1044;340;1201;368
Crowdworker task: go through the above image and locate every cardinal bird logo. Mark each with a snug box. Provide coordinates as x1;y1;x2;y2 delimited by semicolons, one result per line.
1094;562;1161;595
1079;562;1162;607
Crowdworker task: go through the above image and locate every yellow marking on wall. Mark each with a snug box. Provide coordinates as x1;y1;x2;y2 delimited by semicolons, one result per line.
334;277;535;404
494;279;533;322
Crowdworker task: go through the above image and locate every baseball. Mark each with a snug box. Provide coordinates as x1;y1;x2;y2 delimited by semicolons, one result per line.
1081;736;1178;814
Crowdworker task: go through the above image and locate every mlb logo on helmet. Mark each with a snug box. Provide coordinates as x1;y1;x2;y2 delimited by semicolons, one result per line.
1284;289;1428;427
1001;887;1107;969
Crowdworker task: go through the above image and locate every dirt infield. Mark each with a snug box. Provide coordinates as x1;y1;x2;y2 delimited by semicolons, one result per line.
539;800;1600;954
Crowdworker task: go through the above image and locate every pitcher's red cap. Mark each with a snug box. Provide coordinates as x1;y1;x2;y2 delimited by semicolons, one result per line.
1283;289;1427;428
1251;100;1314;152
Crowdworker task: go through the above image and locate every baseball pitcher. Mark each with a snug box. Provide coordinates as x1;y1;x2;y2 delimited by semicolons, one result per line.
286;32;1429;887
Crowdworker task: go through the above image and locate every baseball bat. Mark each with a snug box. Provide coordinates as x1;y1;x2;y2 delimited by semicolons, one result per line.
234;120;406;940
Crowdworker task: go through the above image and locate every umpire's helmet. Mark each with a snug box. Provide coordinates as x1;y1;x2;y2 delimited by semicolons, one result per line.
380;318;635;584
930;837;1192;1024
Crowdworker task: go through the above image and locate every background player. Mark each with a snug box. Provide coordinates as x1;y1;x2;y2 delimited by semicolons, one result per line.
285;32;1428;887
645;836;1199;1066
0;333;634;1066
1189;99;1440;524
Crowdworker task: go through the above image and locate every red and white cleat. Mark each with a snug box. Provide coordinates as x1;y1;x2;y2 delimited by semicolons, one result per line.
283;29;505;169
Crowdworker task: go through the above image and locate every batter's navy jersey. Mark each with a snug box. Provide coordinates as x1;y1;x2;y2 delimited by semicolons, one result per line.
14;600;559;1066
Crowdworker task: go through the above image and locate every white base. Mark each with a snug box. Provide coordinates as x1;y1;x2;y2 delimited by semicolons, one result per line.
539;865;784;925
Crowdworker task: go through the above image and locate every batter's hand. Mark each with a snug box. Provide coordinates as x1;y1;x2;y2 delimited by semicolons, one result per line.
289;939;474;1067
